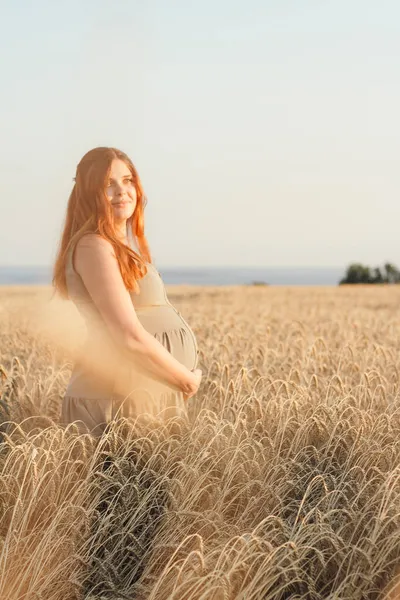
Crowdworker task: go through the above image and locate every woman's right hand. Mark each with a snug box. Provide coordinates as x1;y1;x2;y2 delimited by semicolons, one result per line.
182;368;202;401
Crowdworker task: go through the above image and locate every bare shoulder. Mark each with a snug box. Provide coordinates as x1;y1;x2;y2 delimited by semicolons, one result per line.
76;233;114;252
74;234;116;276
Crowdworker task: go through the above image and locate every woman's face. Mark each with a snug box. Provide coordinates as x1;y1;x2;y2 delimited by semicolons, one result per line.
106;158;137;223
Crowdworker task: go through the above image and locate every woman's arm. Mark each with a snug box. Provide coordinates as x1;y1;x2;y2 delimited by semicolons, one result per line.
73;233;196;394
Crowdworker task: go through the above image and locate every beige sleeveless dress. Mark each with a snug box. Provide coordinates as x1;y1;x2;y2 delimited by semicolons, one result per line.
60;234;199;436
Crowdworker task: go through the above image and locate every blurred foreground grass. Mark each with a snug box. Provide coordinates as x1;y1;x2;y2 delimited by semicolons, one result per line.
1;283;400;599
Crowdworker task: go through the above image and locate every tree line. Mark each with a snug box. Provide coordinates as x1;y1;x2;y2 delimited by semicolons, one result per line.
339;262;400;284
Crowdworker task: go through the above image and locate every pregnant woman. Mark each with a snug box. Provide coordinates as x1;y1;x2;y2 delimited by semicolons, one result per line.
52;146;202;436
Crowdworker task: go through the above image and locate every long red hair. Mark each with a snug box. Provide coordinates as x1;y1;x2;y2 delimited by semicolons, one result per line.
52;146;152;299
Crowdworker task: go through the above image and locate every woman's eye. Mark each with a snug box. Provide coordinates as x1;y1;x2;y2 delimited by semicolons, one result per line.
106;178;132;187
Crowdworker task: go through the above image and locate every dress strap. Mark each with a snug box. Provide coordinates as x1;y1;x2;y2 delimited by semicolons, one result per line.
66;244;75;274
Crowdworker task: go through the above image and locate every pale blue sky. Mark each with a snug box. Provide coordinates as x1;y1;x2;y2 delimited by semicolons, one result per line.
1;0;399;268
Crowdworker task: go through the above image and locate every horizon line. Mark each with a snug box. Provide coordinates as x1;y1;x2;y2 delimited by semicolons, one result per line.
0;263;358;270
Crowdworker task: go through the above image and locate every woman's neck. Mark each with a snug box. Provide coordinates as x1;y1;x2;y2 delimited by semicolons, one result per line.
115;221;128;244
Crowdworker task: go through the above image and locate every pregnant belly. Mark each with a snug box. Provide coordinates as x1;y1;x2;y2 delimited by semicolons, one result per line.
136;304;199;371
67;305;199;401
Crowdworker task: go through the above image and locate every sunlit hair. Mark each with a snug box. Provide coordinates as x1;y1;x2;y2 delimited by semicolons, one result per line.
52;146;152;299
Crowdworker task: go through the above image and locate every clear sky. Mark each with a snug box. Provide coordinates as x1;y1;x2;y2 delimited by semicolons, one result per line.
1;0;399;268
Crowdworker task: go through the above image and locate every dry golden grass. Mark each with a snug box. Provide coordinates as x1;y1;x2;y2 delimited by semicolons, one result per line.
1;283;400;599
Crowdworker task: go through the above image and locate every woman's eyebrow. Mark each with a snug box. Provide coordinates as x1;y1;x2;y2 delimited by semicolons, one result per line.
107;174;132;182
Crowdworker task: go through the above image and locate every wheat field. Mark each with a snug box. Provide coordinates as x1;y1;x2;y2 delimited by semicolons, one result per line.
1;283;400;599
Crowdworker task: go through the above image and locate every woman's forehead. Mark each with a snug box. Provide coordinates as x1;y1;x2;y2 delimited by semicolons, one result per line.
109;158;131;178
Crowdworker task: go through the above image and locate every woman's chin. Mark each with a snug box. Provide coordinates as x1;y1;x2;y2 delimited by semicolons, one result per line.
113;207;134;219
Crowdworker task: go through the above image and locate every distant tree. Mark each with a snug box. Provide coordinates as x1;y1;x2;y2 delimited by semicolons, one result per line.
371;267;384;284
383;262;400;284
339;262;400;285
339;263;373;284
